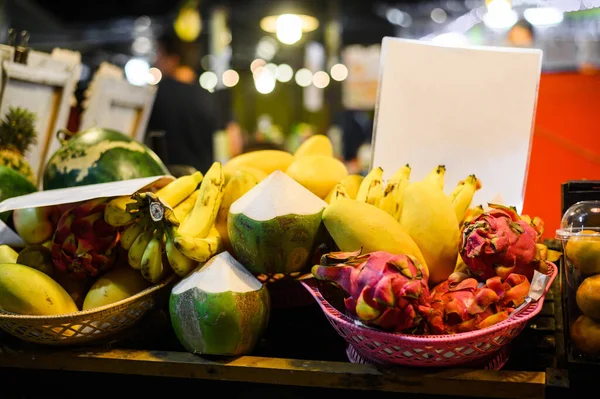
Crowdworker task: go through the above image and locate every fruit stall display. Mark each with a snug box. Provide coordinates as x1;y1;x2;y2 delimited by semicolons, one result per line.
0;132;565;373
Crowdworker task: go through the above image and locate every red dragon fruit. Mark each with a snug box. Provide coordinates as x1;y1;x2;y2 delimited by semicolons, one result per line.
311;250;434;334
51;198;120;280
428;272;530;334
459;203;545;282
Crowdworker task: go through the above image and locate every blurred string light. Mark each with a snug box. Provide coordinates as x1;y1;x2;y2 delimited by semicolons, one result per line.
147;67;162;85
312;71;330;88
199;71;218;92
256;36;278;61
125;58;150;86
523;7;564;27
386;7;413;27
295;68;313;87
260;13;319;45
254;67;276;94
483;0;518;30
431;8;448;23
265;63;278;76
250;58;266;73
174;1;202;42
132;36;153;55
222;69;239;87
276;64;293;82
330;63;348;81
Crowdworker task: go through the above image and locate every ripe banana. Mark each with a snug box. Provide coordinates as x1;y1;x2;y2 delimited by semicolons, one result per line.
424;165;446;191
155;171;203;209
329;183;349;204
450;175;481;224
173;227;223;263
215;170;259;249
141;230;165;283
120;218;148;251
177;162;225;238
173;189;200;224
128;227;155;270
165;229;197;277
104;196;137;227
355;166;383;207
379;164;411;219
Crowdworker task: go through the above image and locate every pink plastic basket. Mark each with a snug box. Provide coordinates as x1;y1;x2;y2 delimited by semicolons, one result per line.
301;261;557;368
345;341;511;370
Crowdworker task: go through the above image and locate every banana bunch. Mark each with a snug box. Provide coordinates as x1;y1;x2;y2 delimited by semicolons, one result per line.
104;164;229;283
348;164;483;227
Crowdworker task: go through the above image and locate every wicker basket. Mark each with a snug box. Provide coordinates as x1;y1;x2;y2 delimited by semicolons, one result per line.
0;274;176;346
301;261;558;368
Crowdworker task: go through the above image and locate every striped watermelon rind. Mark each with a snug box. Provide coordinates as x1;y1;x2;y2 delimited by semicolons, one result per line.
43;127;170;190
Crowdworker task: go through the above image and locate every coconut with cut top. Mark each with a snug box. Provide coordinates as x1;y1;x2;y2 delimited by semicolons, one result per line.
227;170;328;275
169;251;270;356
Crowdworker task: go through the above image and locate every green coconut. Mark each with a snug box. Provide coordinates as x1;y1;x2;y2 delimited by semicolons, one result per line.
169;251;270;356
227;170;328;275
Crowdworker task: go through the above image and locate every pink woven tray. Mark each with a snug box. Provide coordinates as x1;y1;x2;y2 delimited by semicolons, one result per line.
301;261;557;368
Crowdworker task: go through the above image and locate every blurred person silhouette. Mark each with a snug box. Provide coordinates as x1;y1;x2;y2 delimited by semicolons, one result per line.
146;28;218;175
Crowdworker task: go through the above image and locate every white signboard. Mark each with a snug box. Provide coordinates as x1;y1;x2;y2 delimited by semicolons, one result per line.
371;37;543;213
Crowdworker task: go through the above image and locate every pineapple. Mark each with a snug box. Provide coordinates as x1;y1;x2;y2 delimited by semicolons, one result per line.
0;107;37;184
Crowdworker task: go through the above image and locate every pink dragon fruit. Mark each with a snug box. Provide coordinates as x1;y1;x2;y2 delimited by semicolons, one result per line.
51;198;120;280
311;250;434;334
428;272;530;334
459;203;544;282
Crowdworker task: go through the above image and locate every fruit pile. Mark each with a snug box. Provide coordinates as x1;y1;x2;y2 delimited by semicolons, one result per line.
212;134;561;336
564;231;600;356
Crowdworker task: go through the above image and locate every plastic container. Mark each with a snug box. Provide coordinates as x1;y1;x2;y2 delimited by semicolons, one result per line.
556;200;600;361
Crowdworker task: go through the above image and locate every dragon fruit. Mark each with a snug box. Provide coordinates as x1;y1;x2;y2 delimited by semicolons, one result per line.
51;198;120;280
311;250;434;334
459;203;545;282
428;272;530;334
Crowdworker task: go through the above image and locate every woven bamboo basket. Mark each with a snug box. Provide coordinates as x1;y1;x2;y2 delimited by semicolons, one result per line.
0;274;176;346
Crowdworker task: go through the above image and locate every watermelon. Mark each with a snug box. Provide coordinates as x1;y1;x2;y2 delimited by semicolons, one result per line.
43;127;170;190
0;165;37;223
169;251;270;356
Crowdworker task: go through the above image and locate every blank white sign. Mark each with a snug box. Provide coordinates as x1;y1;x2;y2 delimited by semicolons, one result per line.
371;37;542;213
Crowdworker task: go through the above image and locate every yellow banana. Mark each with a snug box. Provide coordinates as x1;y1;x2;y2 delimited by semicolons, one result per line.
424;165;446;191
173;189;200;223
215;170;259;249
355;166;383;207
120;219;148;251
173;227;223;263
165;229;197;277
104;196;137;227
450;175;481;224
379;164;411;219
178;162;225;238
128;227;155;270
329;183;349;204
141;230;165;284
155;171;203;209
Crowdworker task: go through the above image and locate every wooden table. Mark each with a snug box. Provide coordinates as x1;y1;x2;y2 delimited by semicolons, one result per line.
0;277;570;399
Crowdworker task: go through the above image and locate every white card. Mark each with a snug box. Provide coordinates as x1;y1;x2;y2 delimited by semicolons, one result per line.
371;37;543;213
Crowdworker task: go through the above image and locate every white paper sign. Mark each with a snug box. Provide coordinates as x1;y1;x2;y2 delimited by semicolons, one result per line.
371;38;543;213
0;175;173;246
